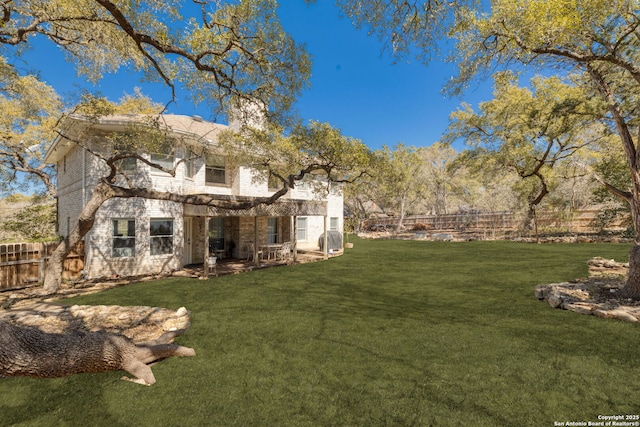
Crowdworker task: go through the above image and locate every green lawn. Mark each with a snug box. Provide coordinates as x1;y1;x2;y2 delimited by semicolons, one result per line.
1;238;638;426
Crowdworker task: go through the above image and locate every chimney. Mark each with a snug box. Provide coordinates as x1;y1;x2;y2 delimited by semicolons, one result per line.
228;98;267;132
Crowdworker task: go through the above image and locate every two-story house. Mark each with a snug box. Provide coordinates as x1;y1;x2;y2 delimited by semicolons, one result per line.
44;114;343;279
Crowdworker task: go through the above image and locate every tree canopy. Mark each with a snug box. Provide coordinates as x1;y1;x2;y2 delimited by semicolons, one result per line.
1;0;311;123
445;72;608;228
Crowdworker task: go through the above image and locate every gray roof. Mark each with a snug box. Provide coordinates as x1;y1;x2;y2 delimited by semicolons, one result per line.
44;114;228;164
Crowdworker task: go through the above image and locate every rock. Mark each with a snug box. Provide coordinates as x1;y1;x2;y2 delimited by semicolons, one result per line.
564;302;596;315
594;308;639;323
432;233;453;241
535;257;640;323
547;294;564;309
534;285;549;300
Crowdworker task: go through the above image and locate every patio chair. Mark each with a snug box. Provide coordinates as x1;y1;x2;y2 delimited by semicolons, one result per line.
277;242;292;261
207;256;217;276
267;244;279;260
246;242;263;262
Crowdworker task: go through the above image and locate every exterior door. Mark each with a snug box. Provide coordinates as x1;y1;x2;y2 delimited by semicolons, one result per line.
183;217;193;265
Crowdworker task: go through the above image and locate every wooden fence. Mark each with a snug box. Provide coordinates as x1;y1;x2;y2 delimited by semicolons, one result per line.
0;241;84;290
362;209;628;236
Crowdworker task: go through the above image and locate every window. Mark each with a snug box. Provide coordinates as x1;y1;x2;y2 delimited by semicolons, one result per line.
150;219;174;256
150;141;175;171
297;217;308;241
205;154;226;185
114;141;137;171
330;217;339;231
295;180;309;191
113;219;135;258
117;156;137;172
184;148;195;179
267;218;278;244
268;173;281;190
208;217;225;253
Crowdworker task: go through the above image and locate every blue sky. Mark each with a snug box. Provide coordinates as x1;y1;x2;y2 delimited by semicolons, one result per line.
18;2;494;151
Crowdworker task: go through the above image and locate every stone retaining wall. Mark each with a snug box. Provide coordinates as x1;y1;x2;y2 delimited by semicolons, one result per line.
534;257;640;323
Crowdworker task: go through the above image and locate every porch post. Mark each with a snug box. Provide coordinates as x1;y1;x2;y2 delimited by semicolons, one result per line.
254;216;259;266
204;216;210;276
323;215;328;258
292;215;297;262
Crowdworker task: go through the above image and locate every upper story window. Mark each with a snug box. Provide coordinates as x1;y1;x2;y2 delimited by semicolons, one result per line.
206;154;226;185
114;141;137;172
295;180;309;192
268;173;281;190
184;148;195;179
150;140;175;172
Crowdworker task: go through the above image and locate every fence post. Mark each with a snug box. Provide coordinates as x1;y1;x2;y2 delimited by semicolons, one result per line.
39;257;46;283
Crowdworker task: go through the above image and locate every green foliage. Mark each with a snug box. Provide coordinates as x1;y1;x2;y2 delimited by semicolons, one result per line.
0;0;314;196
2;239;636;426
219;120;373;194
332;0;479;64
1;201;57;242
448;0;639;94
0;57;62;196
1;0;311;123
4;193;31;204
446;73;605;217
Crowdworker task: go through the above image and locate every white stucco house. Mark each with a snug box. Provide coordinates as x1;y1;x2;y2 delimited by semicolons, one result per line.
44;114;343;279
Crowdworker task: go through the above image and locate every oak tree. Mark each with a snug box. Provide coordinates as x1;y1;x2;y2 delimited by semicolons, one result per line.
338;0;640;298
0;1;373;292
445;73;606;236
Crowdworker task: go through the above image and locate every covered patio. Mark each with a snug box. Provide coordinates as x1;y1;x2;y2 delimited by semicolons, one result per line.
180;248;335;278
182;197;338;275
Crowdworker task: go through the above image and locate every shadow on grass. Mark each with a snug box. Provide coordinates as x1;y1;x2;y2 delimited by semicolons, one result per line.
0;373;129;426
2;238;638;426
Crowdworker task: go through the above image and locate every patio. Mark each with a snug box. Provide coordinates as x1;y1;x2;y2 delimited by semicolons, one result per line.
180;249;339;278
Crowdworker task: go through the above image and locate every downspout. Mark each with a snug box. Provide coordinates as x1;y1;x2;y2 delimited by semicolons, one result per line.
82;147;86;205
81;148;88;276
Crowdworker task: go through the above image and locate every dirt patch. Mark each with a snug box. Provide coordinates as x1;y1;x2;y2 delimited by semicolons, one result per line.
0;274;194;343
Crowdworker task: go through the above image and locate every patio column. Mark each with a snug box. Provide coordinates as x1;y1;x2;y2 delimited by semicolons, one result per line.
323;215;328;258
292;215;297;262
204;216;210;276
253;216;259;266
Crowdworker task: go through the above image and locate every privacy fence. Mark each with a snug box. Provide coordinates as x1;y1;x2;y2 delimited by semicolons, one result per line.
0;241;84;290
362;209;629;237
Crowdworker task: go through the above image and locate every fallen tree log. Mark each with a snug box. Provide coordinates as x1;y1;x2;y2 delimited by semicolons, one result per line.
0;321;195;385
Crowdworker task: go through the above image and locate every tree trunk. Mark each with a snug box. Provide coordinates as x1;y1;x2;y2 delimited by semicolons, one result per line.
621;196;640;300
42;177;294;293
43;182;115;293
0;321;194;385
396;195;406;231
623;244;640;299
587;66;640;300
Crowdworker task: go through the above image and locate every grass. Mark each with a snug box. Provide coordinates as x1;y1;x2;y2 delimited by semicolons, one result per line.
1;237;639;426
